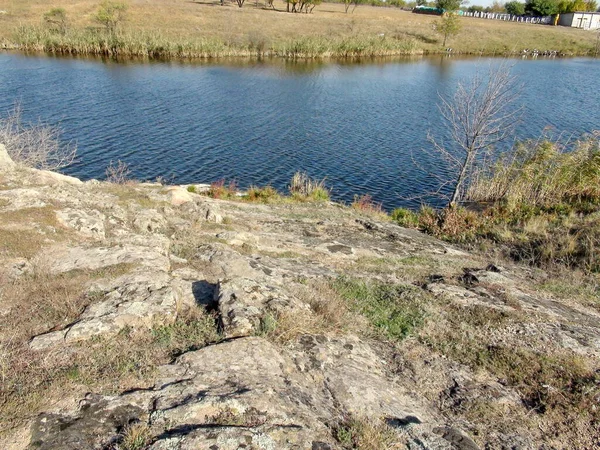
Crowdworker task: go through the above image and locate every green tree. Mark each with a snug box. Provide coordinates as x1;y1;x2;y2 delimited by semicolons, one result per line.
434;12;462;46
505;1;526;14
525;0;559;15
95;1;128;35
436;0;462;10
44;8;68;35
489;0;506;11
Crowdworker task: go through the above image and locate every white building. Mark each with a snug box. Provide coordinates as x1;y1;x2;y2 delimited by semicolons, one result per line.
558;12;600;30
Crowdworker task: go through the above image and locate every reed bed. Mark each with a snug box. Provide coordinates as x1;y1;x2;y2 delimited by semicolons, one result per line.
467;134;600;207
14;25;423;59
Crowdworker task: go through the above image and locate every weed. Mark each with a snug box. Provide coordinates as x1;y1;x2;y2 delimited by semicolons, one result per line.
186;185;197;193
256;313;278;337
207;406;266;427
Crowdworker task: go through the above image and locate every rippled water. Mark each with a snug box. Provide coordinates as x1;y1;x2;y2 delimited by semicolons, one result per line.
1;53;599;209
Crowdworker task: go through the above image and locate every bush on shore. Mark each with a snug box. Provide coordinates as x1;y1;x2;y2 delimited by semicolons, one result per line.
392;134;600;272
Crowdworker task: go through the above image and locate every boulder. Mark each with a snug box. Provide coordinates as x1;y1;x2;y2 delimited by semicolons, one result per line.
0;143;16;171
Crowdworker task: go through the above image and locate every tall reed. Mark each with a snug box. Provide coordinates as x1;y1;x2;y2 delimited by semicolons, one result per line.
467;133;600;208
14;25;423;59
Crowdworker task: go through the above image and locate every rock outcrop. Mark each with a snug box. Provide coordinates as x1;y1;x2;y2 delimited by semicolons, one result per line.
1;152;599;450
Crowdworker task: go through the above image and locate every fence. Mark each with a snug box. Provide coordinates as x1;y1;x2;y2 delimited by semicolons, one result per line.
462;11;553;25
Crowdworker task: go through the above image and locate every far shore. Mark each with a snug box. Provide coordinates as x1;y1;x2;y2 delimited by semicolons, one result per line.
0;0;598;60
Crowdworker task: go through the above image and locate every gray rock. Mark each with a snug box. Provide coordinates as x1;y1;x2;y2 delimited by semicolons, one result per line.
47;245;170;274
55;208;106;239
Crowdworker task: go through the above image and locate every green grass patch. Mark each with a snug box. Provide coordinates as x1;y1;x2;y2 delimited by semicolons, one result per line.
331;277;426;341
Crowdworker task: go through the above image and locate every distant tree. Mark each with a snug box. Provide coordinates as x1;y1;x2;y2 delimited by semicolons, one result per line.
344;0;363;13
416;0;429;5
434;12;462;46
505;1;526;13
436;0;462;10
586;0;598;10
468;5;485;12
489;0;506;11
286;0;320;12
95;1;128;35
525;0;559;15
44;8;68;35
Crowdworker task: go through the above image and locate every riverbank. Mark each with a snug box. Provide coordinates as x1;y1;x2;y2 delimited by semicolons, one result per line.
1;0;598;59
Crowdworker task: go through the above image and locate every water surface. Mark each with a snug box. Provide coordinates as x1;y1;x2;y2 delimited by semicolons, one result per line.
1;53;599;209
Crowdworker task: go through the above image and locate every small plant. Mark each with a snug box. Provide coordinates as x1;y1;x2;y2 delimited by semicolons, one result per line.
186;185;197;193
105;160;131;184
256;313;278;337
207;179;237;199
119;422;152;450
43;8;68;35
391;207;419;228
289;171;330;201
95;0;128;35
351;194;383;215
244;185;280;203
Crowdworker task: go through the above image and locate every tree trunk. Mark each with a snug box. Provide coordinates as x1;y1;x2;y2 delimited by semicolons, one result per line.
449;152;473;208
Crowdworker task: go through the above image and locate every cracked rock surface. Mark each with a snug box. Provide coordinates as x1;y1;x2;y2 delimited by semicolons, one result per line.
1;158;599;450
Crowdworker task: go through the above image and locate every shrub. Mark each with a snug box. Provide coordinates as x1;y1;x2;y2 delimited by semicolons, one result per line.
207;179;237;199
0;106;76;170
351;194;384;214
391;207;420;228
105;159;131;184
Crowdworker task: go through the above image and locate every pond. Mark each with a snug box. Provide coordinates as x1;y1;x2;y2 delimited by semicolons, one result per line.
1;53;599;209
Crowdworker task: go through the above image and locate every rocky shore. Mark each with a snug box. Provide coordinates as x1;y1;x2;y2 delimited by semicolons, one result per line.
1;144;599;449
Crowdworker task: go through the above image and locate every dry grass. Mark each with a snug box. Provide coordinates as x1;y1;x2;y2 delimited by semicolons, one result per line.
0;0;596;57
334;415;402;450
118;423;152;450
260;282;358;343
0;256;219;435
419;302;600;447
0;206;68;258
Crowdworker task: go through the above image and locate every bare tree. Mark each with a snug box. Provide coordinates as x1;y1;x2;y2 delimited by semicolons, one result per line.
428;63;522;209
0;105;77;171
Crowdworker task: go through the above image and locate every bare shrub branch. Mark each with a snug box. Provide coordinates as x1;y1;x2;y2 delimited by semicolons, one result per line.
105;160;132;184
0;105;76;171
429;62;522;208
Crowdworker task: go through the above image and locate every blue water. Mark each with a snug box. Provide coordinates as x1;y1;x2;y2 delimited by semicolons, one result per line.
1;53;599;209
